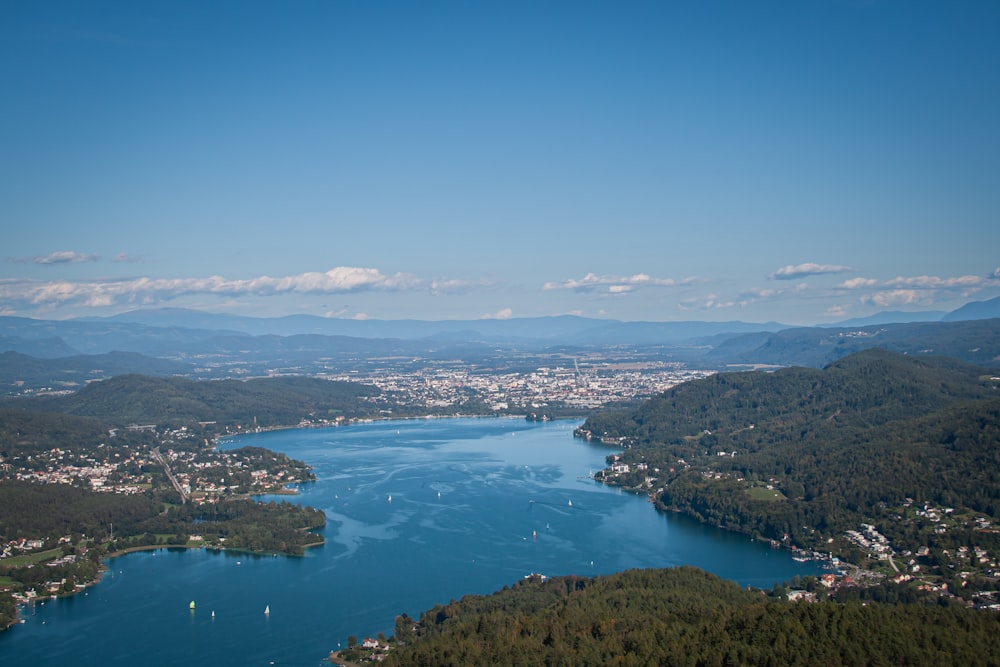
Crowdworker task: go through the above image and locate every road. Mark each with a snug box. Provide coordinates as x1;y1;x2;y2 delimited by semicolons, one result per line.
152;447;188;503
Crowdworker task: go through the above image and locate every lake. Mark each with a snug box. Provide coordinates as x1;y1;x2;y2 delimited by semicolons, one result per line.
1;417;822;665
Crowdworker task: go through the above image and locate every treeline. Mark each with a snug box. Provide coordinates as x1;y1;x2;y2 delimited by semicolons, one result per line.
0;480;160;541
0;480;325;557
370;567;1000;666
23;374;381;427
0;408;125;457
578;349;1000;552
141;498;326;556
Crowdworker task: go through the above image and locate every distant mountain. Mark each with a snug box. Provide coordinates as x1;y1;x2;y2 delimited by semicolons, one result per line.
2;312;793;362
93;308;790;344
94;309;614;339
704;318;1000;368
0;351;191;395
0;315;241;356
565;319;790;345
942;295;1000;322
5;304;999;374
0;335;78;358
828;310;946;327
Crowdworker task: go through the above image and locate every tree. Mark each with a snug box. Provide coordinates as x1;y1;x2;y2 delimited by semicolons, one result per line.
395;613;414;644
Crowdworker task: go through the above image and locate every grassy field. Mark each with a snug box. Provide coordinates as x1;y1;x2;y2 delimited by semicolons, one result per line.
746;486;786;501
1;547;64;568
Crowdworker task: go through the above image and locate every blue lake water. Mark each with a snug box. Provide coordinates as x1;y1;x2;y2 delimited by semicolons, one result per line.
1;417;822;665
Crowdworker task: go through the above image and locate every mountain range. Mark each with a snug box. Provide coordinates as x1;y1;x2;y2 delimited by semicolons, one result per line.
1;297;999;394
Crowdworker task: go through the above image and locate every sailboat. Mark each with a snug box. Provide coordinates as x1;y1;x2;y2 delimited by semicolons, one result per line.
189;600;196;610
264;605;270;616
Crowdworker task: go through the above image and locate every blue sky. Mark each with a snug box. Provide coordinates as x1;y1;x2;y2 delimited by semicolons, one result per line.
3;0;998;324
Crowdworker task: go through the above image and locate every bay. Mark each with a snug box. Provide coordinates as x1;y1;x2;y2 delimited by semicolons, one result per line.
1;417;822;666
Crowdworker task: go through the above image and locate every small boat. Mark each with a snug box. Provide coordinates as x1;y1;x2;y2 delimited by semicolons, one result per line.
211;610;215;618
264;605;270;615
189;600;196;610
567;500;573;507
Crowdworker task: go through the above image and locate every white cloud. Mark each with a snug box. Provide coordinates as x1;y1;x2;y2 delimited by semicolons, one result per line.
111;253;143;263
678;293;735;311
848;272;1000;308
838;277;879;289
861;289;936;308
0;266;429;312
824;304;851;318
481;307;513;320
429;277;492;295
769;263;853;280
543;272;697;294
31;250;100;265
883;274;984;289
739;283;811;303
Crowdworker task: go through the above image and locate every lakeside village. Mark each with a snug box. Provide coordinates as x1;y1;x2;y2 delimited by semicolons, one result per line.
0;423;313;610
589;450;1000;610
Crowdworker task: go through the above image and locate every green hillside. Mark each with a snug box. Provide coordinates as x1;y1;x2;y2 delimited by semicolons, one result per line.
355;567;1000;666
577;349;1000;559
25;374;381;427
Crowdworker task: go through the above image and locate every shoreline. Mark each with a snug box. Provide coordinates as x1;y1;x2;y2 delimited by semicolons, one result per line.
2;415;577;633
5;536;326;631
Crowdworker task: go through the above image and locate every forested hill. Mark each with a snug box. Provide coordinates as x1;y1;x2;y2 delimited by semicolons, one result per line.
367;567;1000;666
577;349;1000;557
581;349;996;447
20;374;381;427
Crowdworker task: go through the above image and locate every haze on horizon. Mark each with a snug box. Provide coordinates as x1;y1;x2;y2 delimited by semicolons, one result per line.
3;1;999;326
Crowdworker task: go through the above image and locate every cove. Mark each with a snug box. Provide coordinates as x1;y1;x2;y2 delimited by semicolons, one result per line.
0;417;822;666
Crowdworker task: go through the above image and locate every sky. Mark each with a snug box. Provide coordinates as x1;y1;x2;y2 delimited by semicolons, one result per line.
2;0;999;325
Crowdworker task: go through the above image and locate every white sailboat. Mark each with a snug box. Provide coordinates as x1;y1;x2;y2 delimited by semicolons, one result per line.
264;605;270;615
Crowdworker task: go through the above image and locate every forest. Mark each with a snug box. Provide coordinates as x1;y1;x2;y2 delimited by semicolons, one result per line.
350;567;1000;666
19;374;382;427
578;349;1000;559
